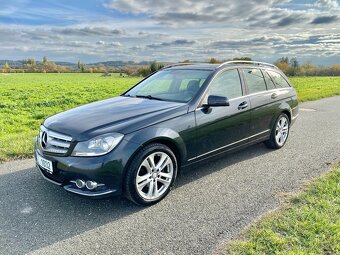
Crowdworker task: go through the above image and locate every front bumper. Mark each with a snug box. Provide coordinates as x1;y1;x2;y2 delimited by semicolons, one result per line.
34;137;139;198
36;164;118;197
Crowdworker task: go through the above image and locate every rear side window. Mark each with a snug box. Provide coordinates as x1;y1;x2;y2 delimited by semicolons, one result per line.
208;69;242;99
263;70;276;90
267;70;290;88
242;68;267;94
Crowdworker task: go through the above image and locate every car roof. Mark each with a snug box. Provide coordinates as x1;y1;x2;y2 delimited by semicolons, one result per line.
164;61;280;72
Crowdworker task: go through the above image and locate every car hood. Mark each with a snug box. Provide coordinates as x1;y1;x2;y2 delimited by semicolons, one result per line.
44;96;188;141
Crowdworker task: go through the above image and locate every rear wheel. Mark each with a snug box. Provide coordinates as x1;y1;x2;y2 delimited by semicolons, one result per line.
124;143;177;205
265;113;290;149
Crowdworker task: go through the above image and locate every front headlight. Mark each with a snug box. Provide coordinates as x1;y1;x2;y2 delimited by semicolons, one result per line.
71;133;124;157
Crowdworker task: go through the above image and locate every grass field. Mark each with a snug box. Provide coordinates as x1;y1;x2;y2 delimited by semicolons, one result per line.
291;76;340;102
0;73;141;162
225;163;340;255
0;73;339;162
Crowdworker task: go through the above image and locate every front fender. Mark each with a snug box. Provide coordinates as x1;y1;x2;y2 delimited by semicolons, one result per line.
124;127;187;163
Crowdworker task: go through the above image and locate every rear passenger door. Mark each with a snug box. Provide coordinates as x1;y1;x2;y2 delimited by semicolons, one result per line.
241;68;278;138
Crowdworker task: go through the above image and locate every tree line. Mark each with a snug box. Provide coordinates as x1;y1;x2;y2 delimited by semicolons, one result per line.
1;56;339;76
206;57;340;76
274;57;340;76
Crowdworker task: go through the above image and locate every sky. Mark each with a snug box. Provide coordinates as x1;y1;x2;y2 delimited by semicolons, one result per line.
0;0;339;65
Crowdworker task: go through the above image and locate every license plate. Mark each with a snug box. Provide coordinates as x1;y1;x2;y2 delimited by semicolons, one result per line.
37;154;53;174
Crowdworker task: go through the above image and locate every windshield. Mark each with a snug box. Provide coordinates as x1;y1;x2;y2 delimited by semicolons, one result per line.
124;69;212;103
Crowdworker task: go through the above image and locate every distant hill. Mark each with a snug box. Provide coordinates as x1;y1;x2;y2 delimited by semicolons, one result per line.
0;60;154;68
54;61;76;67
0;60;23;67
87;61;153;67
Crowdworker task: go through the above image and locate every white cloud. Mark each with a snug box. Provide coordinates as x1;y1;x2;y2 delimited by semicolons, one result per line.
104;0;297;27
111;41;122;47
0;1;339;65
314;0;339;9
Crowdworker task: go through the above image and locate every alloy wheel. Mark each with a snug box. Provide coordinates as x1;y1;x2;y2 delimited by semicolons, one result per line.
275;116;289;146
135;152;174;200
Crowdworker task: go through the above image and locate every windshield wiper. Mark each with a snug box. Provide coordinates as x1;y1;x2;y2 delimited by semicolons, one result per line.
135;95;164;101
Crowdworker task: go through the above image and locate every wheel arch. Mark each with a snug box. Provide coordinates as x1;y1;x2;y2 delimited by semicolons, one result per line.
270;102;292;128
123;128;187;176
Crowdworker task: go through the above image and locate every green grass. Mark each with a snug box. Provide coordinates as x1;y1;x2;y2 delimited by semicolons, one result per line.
0;74;339;162
290;76;340;102
0;73;141;162
225;164;340;255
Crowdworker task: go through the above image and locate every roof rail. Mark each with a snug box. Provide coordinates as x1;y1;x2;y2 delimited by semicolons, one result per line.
218;61;278;69
162;62;195;69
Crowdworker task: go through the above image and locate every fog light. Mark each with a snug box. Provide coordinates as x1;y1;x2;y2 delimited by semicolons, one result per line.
75;179;85;189
86;181;98;190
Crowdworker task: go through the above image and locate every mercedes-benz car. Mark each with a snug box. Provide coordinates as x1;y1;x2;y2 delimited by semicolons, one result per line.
34;61;299;205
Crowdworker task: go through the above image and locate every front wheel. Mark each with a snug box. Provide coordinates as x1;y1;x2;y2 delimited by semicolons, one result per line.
124;143;178;205
265;113;290;149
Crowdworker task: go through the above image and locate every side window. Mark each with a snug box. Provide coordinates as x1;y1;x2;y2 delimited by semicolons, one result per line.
208;69;242;99
263;70;276;90
242;68;267;94
267;70;290;88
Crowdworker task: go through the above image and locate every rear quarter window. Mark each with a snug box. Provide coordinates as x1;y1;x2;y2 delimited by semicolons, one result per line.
267;70;291;88
263;70;276;90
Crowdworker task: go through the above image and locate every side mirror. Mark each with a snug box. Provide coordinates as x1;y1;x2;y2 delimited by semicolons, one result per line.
205;95;230;107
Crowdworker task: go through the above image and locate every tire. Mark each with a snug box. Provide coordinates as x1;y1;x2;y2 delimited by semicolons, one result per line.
265;113;290;149
124;143;178;206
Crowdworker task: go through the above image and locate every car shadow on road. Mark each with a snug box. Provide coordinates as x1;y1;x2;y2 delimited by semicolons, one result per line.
176;142;271;188
0;142;272;254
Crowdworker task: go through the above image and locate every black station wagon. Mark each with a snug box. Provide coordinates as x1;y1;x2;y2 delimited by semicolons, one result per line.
34;61;299;205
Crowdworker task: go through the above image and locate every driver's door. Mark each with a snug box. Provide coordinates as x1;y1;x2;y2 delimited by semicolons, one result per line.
192;69;251;160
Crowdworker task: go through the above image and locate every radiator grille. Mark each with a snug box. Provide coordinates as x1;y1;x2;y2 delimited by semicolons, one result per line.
39;126;72;155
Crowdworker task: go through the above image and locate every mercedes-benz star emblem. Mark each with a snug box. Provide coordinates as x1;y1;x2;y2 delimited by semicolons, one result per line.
41;132;48;149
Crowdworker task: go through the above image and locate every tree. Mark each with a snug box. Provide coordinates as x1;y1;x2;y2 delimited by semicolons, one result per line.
81;64;87;73
89;67;95;73
43;56;48;65
137;66;151;77
2;62;11;73
97;64;107;73
299;62;316;76
209;58;221;64
288;57;300;76
23;58;36;66
78;60;81;70
290;57;299;68
233;57;252;61
277;57;289;64
150;61;162;73
125;67;135;76
274;57;290;74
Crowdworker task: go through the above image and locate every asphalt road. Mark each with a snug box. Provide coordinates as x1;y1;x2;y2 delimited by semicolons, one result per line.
0;96;339;255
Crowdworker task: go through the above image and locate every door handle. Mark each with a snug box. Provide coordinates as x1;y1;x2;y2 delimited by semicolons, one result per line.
238;101;248;110
271;93;278;99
